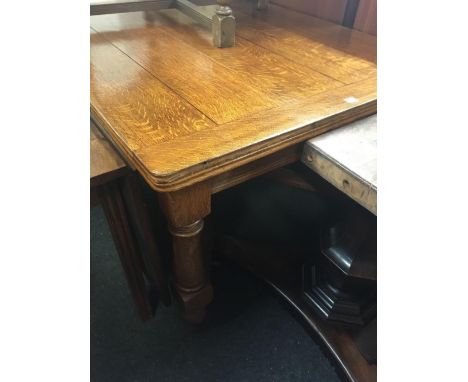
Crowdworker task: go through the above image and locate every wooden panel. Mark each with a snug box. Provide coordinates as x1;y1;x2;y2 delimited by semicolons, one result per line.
230;4;376;82
354;0;377;35
236;23;375;84
91;18;278;125
92;10;341;104
231;2;376;64
90;119;127;186
135;77;376;190
211;144;303;194
271;0;347;24
91;31;215;152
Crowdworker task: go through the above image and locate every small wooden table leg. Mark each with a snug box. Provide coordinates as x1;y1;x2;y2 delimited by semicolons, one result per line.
158;183;213;323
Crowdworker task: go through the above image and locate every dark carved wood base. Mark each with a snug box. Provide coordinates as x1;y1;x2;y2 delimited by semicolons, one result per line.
303;264;376;326
303;203;377;327
215;235;376;382
303;204;377;325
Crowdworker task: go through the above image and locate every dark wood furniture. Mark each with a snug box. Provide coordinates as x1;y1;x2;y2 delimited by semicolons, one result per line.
91;121;170;321
217;234;376;382
211;115;378;380
214;163;376;382
303;203;377;326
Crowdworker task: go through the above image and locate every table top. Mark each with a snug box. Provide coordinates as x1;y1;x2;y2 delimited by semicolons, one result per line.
91;1;377;192
302;115;377;214
90;120;127;187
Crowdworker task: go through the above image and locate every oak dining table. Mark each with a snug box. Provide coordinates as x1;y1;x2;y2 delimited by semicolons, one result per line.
90;0;377;323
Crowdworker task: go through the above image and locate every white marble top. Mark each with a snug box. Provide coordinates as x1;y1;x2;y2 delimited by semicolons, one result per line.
302;115;377;214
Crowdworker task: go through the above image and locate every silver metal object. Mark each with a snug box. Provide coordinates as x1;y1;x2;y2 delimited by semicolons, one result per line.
302;115;377;215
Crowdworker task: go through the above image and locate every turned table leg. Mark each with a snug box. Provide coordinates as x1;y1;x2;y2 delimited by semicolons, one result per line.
158;183;213;323
169;219;212;323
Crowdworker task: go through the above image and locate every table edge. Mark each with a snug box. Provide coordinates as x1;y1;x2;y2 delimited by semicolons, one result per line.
92;98;376;193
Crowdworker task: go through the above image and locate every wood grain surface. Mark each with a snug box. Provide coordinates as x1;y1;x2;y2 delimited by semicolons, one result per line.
231;1;376;63
90;119;127;186
93;10;341;103
90;4;377;192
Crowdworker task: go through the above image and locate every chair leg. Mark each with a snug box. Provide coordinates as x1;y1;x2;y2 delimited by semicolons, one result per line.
98;180;155;321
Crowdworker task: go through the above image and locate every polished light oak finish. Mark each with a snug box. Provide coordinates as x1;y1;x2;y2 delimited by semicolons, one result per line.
90;120;127;187
91;3;376;321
